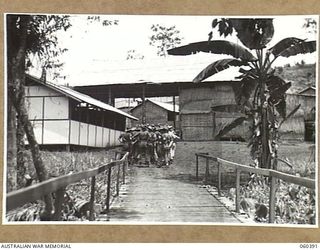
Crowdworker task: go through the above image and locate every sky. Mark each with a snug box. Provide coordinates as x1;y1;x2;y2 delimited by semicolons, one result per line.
27;15;318;86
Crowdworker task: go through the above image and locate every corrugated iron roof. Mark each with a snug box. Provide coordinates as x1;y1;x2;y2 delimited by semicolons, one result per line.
26;74;138;120
147;99;179;112
56;53;243;86
298;86;316;95
130;99;179;113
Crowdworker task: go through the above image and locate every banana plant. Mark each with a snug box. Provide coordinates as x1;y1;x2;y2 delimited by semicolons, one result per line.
168;18;316;169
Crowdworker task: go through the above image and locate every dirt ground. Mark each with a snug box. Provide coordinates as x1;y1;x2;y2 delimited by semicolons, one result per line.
173;140;316;180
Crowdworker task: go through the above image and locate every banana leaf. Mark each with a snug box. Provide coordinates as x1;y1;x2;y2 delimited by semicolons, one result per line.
236;68;259;80
278;41;316;58
167;40;257;61
214;117;246;140
230;19;274;49
233;78;257;107
266;75;291;96
279;104;301;127
269;82;291;99
193;58;247;83
268;37;305;57
275;98;286;118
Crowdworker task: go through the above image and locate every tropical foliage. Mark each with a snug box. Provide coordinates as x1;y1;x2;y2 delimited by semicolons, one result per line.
150;24;183;56
7;14;71;219
126;49;145;60
168;18;316;169
7;15;71;79
237;173;316;224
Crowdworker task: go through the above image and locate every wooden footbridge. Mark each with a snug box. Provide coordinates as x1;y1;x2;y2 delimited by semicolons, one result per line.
100;165;239;223
6;151;315;224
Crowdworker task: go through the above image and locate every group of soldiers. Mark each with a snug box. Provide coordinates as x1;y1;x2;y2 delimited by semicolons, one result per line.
119;124;180;167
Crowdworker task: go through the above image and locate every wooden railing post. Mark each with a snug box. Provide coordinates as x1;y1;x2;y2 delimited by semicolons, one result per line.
217;162;221;196
122;161;126;185
52;187;66;221
114;151;118;160
106;167;112;212
116;163;120;196
269;176;277;223
235;169;241;213
204;157;210;184
196;154;199;181
89;176;96;221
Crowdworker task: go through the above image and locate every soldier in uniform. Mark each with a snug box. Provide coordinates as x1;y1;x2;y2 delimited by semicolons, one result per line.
119;128;138;163
147;125;158;164
135;125;150;165
154;126;163;166
119;131;131;151
129;127;141;163
168;126;180;163
122;123;179;167
154;126;169;167
161;128;173;167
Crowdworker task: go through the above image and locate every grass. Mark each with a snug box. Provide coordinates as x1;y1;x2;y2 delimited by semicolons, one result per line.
6;140;316;223
6;148;122;221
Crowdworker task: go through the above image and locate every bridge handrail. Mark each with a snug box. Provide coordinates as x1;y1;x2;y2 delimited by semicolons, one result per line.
195;153;316;223
6;152;129;219
195;153;315;189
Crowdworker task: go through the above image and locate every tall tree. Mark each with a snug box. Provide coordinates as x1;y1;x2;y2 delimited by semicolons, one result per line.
126;49;144;60
6;14;71;219
303;18;317;34
149;24;183;57
168;18;316;169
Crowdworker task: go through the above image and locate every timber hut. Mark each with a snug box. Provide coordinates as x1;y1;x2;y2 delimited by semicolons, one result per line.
68;56;315;142
180;83;316;141
130;99;179;127
280;87;316;141
72;55;241;139
25;74;138;150
179;81;249;141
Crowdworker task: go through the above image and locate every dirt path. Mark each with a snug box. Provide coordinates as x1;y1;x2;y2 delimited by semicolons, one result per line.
101;164;240;223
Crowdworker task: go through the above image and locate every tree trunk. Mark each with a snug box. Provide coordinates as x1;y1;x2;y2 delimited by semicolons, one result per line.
256;48;270;169
259;76;271;169
7;97;17;192
7;15;53;220
261;105;270;168
16;104;26;188
16;83;26;188
14;98;54;220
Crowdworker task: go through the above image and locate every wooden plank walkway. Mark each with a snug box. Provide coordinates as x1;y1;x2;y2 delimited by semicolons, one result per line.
98;166;241;223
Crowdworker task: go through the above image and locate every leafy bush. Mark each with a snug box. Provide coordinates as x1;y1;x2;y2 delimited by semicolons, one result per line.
275;180;315;224
236;172;316;224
